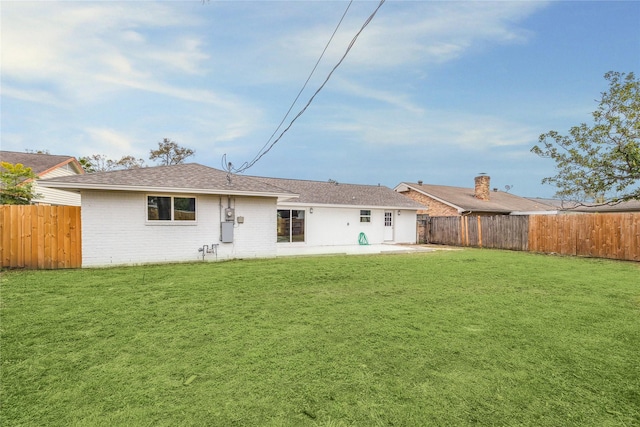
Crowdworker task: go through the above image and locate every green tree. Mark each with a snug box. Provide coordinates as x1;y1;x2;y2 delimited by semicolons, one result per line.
79;154;115;172
114;155;145;170
532;71;639;204
78;156;97;173
0;162;41;205
149;138;195;166
79;154;145;172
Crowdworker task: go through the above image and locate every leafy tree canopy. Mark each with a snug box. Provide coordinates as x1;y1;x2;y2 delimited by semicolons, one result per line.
79;154;145;173
79;139;193;172
532;71;639;204
0;161;41;205
149;138;195;166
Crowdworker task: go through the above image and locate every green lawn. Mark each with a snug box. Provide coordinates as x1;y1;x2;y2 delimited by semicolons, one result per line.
1;250;639;426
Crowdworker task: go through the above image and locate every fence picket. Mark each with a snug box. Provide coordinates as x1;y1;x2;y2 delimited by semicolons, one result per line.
429;213;639;262
0;205;82;269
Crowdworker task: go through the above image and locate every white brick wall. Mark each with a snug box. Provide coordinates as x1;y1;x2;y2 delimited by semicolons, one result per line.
394;210;418;243
217;196;277;260
283;205;418;246
81;191;277;267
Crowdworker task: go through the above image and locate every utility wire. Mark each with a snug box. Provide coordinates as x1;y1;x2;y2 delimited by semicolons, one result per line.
223;0;385;175
249;0;353;168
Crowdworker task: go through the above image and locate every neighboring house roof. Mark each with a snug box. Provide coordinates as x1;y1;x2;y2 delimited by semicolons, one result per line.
254;176;426;209
395;182;556;214
38;163;296;198
0;150;85;178
528;198;640;213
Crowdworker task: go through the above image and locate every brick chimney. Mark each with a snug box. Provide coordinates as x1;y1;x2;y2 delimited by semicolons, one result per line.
474;175;490;201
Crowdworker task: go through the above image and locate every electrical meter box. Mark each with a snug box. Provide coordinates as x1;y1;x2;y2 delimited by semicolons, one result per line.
221;222;234;243
224;208;235;222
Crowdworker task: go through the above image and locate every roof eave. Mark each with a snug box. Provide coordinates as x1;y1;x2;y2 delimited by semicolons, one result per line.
38;158;85;177
276;201;423;210
37;181;296;198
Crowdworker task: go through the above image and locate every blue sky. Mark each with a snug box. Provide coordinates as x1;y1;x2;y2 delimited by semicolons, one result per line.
2;1;638;197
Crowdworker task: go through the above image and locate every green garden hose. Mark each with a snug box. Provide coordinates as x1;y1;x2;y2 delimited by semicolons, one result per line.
358;232;369;245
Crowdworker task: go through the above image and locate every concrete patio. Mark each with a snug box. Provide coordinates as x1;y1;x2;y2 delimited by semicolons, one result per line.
276;243;439;257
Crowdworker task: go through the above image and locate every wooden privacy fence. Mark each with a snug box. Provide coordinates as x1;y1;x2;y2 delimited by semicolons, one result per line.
529;213;639;261
428;215;529;251
427;213;639;262
0;205;82;269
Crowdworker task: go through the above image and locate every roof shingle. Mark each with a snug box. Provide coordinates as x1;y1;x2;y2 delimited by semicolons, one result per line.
38;163;295;196
254;177;426;209
398;182;556;213
0;150;83;176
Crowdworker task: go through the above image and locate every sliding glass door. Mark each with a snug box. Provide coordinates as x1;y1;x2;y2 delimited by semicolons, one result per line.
277;209;305;242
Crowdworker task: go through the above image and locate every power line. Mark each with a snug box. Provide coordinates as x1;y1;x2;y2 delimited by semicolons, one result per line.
249;1;353;168
223;0;385;175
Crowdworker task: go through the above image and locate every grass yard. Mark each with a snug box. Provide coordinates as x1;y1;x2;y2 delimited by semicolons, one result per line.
1;249;639;426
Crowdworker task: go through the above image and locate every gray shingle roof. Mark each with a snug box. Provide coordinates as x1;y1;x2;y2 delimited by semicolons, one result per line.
38;162;425;209
399;182;556;213
38;163;295;197
254;177;426;209
0;150;83;176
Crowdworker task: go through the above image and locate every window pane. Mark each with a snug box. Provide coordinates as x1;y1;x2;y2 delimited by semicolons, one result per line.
291;210;305;242
277;210;290;242
174;197;196;221
385;212;392;226
360;209;371;223
148;196;171;221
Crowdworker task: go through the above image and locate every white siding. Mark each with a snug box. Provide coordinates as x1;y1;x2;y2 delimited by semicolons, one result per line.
34;168;82;206
81;191;277;267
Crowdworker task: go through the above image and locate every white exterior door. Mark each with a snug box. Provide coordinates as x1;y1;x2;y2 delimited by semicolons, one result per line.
384;211;394;241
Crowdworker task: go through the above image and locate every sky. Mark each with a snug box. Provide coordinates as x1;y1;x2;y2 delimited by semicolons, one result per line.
1;0;639;198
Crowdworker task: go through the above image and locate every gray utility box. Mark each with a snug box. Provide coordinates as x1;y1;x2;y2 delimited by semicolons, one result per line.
221;222;234;243
220;221;233;243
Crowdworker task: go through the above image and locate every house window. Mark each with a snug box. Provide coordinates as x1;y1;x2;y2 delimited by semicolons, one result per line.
385;211;392;226
147;196;196;221
277;209;305;242
360;209;371;223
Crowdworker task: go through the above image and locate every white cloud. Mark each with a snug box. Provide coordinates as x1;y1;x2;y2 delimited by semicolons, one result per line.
1;0;550;171
82;128;140;159
0;86;66;108
285;1;547;71
1;2;209;103
331;77;426;114
319;105;537;152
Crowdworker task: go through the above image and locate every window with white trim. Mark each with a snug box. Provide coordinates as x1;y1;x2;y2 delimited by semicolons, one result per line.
277;209;305;242
360;209;371;223
147;196;196;221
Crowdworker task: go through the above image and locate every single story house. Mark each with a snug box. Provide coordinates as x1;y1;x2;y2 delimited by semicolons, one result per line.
0;150;85;206
394;175;556;216
38;163;425;267
253;176;426;247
